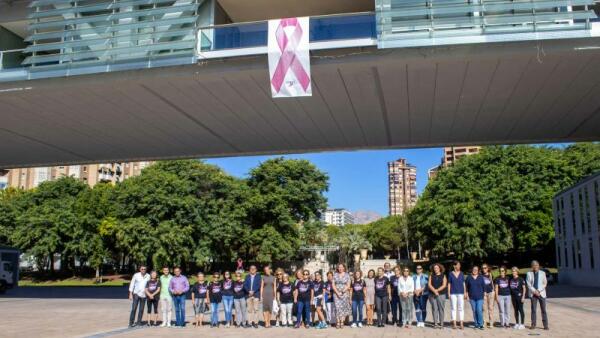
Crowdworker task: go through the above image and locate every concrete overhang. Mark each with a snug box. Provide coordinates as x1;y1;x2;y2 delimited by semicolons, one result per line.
1;38;600;169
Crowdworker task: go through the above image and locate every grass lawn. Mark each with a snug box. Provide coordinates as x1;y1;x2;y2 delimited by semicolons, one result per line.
19;278;129;287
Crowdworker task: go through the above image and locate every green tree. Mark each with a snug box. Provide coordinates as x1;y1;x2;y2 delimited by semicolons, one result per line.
409;144;600;261
11;177;88;273
363;215;409;258
245;157;329;261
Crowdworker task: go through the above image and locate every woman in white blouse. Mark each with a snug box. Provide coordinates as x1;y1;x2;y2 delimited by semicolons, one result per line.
398;267;415;328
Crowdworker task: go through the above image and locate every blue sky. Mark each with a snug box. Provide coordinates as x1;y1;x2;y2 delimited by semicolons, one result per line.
204;147;444;216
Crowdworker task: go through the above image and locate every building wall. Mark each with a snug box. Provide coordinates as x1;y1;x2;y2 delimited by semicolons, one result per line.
553;172;600;287
5;161;153;190
443;146;481;167
322;208;354;226
388;158;417;216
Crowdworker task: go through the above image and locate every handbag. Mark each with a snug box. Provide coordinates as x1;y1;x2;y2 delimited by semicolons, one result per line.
272;299;279;313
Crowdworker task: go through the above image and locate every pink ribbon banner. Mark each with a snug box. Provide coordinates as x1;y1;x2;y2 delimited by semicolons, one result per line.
268;17;312;98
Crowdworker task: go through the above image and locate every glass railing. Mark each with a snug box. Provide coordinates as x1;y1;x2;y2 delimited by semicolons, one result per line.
198;12;376;52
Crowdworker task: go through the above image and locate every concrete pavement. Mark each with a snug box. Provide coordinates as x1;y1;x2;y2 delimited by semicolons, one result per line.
1;285;598;337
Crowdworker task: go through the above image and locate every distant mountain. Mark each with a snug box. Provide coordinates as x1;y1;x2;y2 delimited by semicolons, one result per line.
352;210;383;225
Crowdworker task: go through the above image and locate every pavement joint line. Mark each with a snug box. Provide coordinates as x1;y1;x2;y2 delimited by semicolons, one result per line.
84;326;146;338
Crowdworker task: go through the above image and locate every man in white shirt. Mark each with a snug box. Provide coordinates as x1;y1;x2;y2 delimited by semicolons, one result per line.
128;265;150;327
526;260;549;330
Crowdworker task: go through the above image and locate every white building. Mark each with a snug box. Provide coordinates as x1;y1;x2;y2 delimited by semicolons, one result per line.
553;172;600;287
322;208;354;227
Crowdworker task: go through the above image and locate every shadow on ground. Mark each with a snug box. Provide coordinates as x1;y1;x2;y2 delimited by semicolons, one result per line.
1;284;599;300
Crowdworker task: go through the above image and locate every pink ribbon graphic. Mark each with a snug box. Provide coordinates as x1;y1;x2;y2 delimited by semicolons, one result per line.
271;18;311;93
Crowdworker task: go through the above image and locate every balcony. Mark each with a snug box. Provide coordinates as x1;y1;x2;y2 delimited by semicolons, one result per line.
197;12;376;58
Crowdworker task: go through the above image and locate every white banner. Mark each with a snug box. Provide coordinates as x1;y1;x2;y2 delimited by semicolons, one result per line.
268;17;312;98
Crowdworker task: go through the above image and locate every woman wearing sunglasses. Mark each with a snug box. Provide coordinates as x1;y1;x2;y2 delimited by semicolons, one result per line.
481;264;495;328
495;266;511;328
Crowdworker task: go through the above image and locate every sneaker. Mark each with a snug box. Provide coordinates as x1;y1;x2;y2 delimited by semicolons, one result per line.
167;323;171;328
351;323;357;328
275;322;280;327
160;322;166;328
225;324;230;328
358;323;363;328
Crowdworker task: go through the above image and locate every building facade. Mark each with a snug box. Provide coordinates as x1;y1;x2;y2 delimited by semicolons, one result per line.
428;146;482;180
388;158;417;216
5;161;153;190
553;172;600;287
0;169;7;190
442;146;481;167
321;208;354;227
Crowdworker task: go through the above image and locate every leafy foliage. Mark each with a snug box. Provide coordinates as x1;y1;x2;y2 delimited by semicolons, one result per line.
409;144;600;260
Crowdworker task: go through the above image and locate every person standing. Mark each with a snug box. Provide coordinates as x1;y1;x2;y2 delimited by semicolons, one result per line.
350;270;366;328
389;266;402;326
374;267;390;328
312;272;327;329
274;268;285;327
169;267;189;328
324;271;337;327
413;265;428;328
294;270;314;329
465;266;485;330
261;265;276;328
128;265;150;327
159;267;173;327
495;266;512;328
277;273;295;327
191;272;209;327
233;272;248;328
364;269;376;326
222;271;235;327
428;263;447;329
448;261;466;330
510;267;526;330
332;264;352;329
481;264;495;328
383;262;394;279
209;271;223;327
398;267;414;328
243;265;261;328
145;271;161;326
526;260;549;330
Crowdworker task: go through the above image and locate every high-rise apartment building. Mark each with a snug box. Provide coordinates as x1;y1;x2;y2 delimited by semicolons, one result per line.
428;146;482;180
388;158;417;216
5;161;153;190
442;146;481;167
321;208;354;227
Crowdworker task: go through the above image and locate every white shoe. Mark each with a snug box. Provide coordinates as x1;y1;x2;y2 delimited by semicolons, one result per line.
351;323;357;328
160;323;166;327
167;323;171;328
358;323;363;328
226;323;230;328
275;322;280;327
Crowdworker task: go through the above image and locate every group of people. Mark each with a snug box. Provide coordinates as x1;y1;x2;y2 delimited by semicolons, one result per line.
127;260;549;331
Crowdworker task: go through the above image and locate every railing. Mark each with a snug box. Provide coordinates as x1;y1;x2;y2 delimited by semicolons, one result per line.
376;0;599;48
198;12;376;52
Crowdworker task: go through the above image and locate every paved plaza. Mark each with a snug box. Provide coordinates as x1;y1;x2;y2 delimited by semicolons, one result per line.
1;285;599;338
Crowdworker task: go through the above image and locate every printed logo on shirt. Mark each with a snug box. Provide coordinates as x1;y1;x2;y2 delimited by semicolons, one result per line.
211;283;222;293
353;282;364;291
313;283;321;292
392;278;398;287
298;282;309;293
281;285;292;294
376;278;386;289
498;279;509;289
234;284;243;293
510;280;519;289
483;275;492;285
223;280;232;290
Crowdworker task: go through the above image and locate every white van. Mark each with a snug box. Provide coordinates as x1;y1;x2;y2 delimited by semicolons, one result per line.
0;245;19;293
